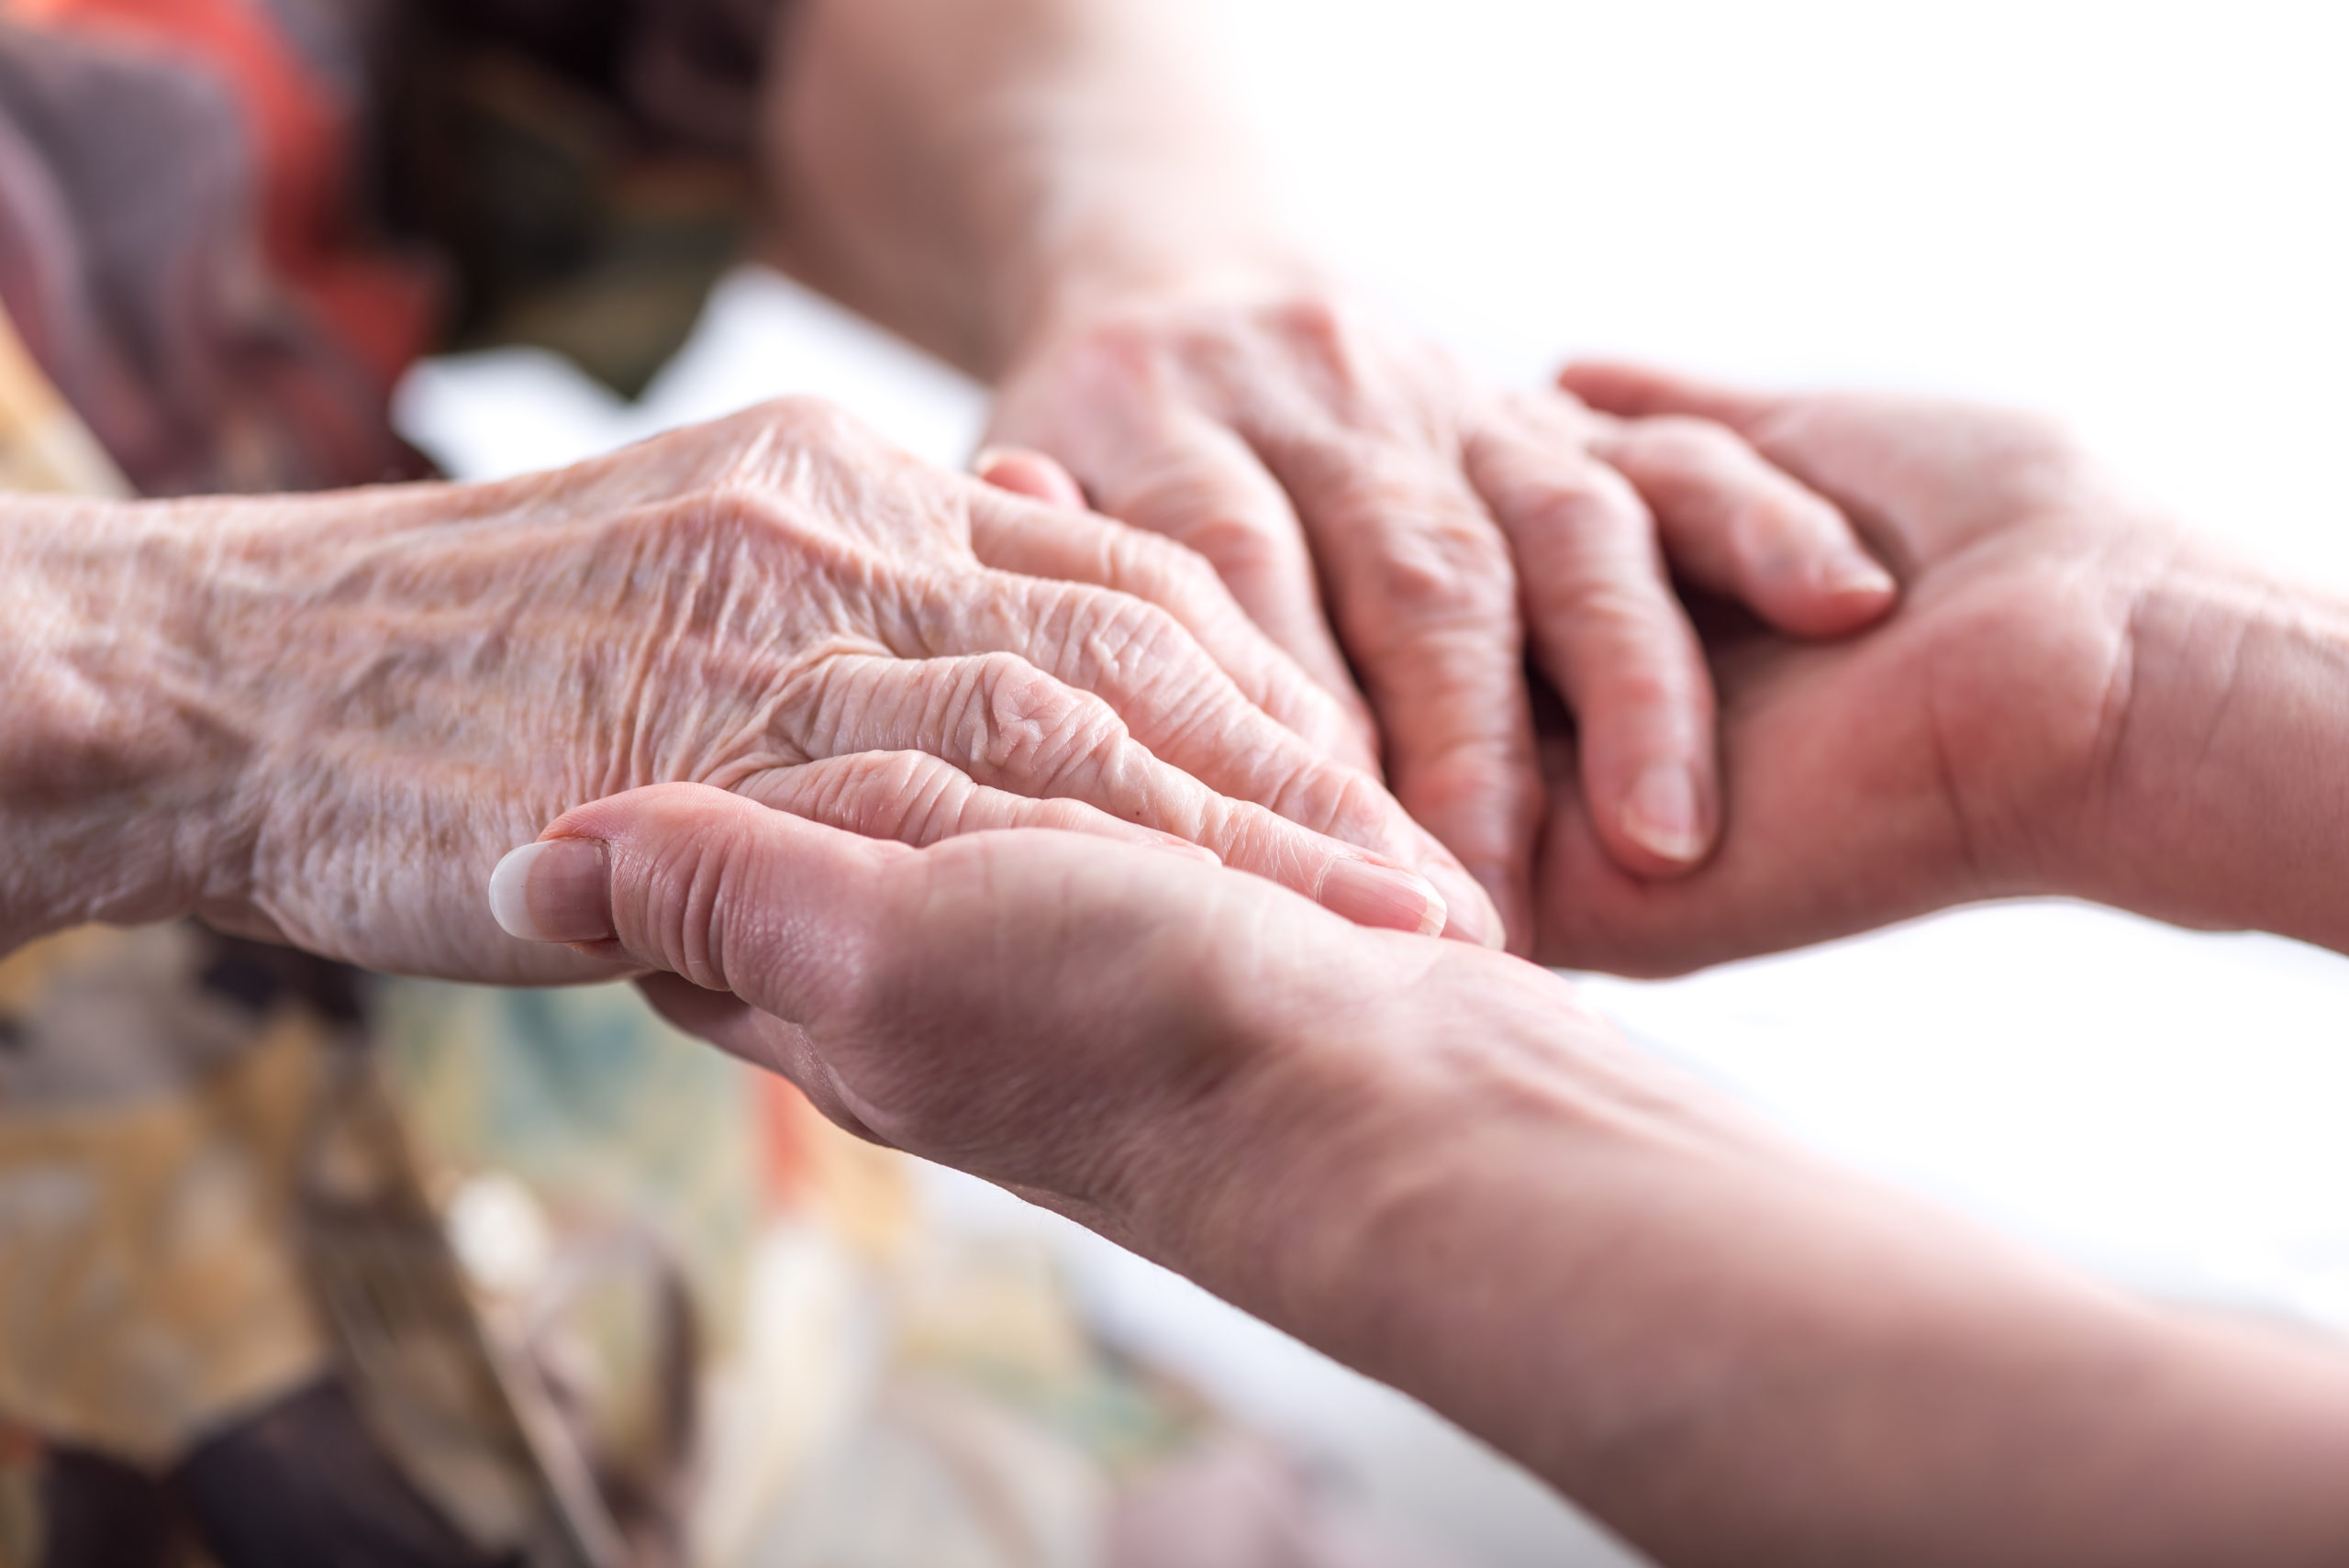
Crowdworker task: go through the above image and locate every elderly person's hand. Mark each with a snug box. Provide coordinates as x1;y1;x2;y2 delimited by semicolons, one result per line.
493;783;2349;1568
1534;362;2349;972
762;0;1898;949
987;282;1898;945
0;398;1483;975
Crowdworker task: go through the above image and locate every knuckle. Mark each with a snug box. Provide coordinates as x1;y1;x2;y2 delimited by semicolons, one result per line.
1503;466;1638;539
1061;584;1199;683
1352;507;1516;633
956;651;1128;784
754;393;860;445
834;751;961;840
1263;294;1364;374
1160;506;1292;583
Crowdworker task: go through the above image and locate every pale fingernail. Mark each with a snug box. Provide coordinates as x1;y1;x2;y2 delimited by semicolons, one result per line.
1818;552;1897;599
971;445;1016;475
1318;858;1448;938
1623;762;1708;864
488;839;614;943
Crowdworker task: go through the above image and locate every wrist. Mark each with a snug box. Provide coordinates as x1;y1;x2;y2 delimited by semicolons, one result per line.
1118;943;1755;1470
0;496;246;945
2075;550;2349;946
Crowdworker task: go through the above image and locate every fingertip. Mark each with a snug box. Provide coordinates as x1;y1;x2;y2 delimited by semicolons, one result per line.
974;445;1088;511
488;837;614;944
1764;550;1902;639
1431;862;1508;950
1616;760;1716;873
1820;550;1900;601
1317;857;1449;938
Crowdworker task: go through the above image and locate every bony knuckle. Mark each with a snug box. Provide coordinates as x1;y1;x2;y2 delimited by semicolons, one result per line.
1263;294;1364;368
1158;506;1289;580
1360;521;1514;626
960;653;1125;778
754;394;860;444
1066;584;1196;673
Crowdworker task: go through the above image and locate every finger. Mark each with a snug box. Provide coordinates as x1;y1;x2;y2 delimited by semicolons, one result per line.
973;445;1089;511
740;750;1219;863
780;652;1448;936
1591;414;1898;639
921;577;1498;945
1564;361;2084;567
1558;361;1783;433
488;784;898;1011
1251;435;1542;950
1466;419;1720;878
1059;412;1374;737
961;478;1378;773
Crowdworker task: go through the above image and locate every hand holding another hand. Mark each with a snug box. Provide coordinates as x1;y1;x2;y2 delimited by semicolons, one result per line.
1536;363;2196;972
990;283;1899;946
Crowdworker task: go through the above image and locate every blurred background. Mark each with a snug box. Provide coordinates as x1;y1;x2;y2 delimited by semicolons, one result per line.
394;4;2349;1564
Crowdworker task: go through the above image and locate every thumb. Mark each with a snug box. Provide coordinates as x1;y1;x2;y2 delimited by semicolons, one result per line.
487;783;899;1025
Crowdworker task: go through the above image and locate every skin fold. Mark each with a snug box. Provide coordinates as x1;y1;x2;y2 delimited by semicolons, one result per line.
494;373;2349;1566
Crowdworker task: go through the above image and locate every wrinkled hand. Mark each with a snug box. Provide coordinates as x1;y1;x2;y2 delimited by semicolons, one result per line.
1536;363;2185;973
134;399;1484;979
988;283;1897;948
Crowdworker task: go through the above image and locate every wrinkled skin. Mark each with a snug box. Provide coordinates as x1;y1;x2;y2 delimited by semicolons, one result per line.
1534;363;2186;973
990;285;1899;948
6;398;1487;978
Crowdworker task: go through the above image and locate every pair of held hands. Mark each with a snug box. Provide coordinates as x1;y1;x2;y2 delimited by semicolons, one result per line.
480;359;2187;1200
48;294;1946;979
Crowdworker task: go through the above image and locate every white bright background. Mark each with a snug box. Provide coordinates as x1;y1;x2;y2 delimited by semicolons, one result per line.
397;5;2349;1564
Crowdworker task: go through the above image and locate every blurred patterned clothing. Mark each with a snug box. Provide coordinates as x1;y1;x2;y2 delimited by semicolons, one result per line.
0;2;780;1562
0;4;1464;1565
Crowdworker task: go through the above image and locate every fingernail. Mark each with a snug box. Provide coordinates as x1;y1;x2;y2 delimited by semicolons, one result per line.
1623;762;1707;864
1318;858;1448;938
488;839;614;943
971;445;1016;475
1818;552;1897;599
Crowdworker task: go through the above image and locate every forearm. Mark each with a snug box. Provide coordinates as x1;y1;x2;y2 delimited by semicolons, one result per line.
762;0;1306;376
1147;964;2349;1565
2084;554;2349;952
0;495;243;948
